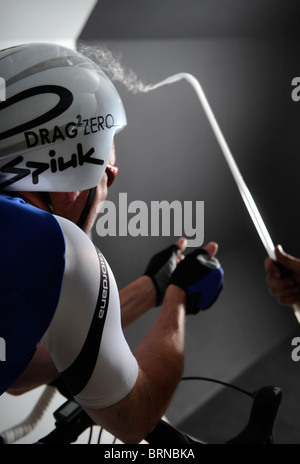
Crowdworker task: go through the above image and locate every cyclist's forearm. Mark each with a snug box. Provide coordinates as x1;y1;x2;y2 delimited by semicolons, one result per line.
119;276;156;328
133;284;186;419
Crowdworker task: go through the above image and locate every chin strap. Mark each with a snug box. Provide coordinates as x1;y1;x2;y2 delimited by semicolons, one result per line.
76;187;97;229
40;192;53;212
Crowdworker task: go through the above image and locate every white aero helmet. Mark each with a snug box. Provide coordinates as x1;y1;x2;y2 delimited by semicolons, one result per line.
0;43;126;192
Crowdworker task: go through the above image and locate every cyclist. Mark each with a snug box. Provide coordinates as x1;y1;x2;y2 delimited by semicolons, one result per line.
0;43;224;444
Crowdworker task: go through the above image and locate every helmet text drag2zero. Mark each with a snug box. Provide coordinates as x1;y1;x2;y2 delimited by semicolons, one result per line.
0;43;127;192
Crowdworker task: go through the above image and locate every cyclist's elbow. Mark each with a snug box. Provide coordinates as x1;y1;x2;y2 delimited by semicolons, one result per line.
84;405;159;444
119;418;159;444
116;425;154;444
83;366;179;443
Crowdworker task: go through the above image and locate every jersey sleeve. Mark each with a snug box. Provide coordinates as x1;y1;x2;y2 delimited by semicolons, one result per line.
41;215;138;409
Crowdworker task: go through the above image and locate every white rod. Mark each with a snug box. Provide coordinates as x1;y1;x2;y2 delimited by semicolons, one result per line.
145;73;276;261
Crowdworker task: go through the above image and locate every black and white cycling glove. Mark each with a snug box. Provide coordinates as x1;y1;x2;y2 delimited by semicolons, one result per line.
144;244;181;306
169;248;224;315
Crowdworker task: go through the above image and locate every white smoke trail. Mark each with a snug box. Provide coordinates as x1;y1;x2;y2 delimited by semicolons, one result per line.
77;42;152;93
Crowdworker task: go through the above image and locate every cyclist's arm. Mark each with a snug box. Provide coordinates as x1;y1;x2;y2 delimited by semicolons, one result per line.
119;238;187;329
84;284;186;444
8;276;156;395
41;216;186;444
119;276;156;329
8;276;157;393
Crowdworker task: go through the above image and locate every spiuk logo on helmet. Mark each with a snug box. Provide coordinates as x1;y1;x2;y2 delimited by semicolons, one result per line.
0;143;104;189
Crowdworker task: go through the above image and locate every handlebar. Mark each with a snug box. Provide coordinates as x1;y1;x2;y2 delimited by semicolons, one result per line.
34;385;282;445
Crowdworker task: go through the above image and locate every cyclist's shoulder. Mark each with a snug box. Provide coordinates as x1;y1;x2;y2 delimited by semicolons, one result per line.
0;193;65;263
0;192;100;278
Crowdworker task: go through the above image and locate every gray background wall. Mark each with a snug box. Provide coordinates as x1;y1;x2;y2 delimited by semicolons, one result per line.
79;6;300;425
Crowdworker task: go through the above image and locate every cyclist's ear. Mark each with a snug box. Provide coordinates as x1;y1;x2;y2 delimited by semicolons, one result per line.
50;192;80;204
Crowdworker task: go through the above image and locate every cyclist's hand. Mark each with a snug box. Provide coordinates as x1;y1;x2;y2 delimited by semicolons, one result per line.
169;242;224;315
144;238;186;305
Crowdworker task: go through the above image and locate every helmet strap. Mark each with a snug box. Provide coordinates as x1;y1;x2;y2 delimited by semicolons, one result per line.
40;192;53;212
76;187;97;229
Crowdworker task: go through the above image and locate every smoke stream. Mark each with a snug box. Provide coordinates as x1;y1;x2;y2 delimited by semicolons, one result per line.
77;42;152;93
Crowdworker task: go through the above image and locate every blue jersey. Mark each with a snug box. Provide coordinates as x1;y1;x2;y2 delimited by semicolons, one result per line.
0;194;65;395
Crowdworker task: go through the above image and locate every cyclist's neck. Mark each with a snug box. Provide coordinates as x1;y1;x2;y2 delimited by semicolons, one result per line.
18;191;52;213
